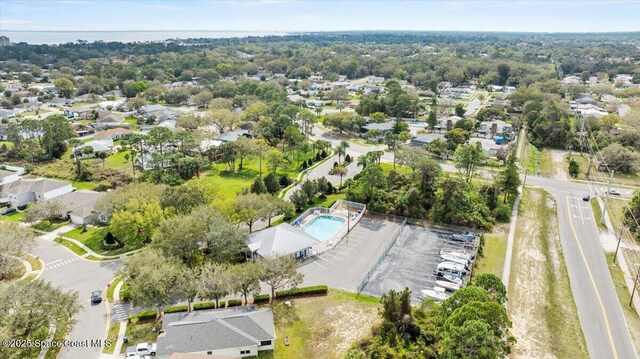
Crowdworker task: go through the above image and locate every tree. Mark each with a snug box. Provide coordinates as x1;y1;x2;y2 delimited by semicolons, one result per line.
568;158;580;178
264;172;281;194
496;63;511;86
337;140;350;162
160;185;208;215
94;182;166;220
428;110;438;130
474;274;507;304
194;206;248;262
334;165;347;187
0;280;81;358
42;114;74;158
454;104;466;117
230;262;263;305
290;190;308;212
262;195;293;226
152;214;204;265
119;249;185;320
209;108;239;133
54;78;74;98
396;146;428;171
258;255;304;302
109;199;165;244
444;128;470;151
267;148;286;174
498;153;520;203
0;222;35;280
198;263;231;308
18;73;35;86
24;199;64;223
454;142;485;182
235;193;267;233
251;177;268;194
442;319;507;359
235;137;258;170
601;143;640;173
68;138;84;176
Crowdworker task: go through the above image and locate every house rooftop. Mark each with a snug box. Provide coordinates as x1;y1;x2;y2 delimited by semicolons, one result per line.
50;190;101;218
247;223;320;257
158;307;275;357
4;178;70;196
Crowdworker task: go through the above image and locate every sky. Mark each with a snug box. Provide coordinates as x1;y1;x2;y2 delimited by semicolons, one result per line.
1;0;639;33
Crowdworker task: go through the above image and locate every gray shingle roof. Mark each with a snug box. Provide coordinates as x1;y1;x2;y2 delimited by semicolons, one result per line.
247;223;320;257
158;308;275;356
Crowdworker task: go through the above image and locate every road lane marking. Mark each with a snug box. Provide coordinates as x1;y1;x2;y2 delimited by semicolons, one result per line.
566;197;619;359
46;259;63;265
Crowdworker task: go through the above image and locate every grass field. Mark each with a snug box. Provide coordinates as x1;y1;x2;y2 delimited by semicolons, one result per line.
590;198;607;231
53;237;87;256
260;289;381;359
472;223;509;278
0;210;25;223
0;140;14;149
107;276;122;302
32;219;68;232
379;162;412;175
102;322;121;354
522;141;553;177
509;188;588;358
566;153;640;187
26;255;42;271
64;226;137;255
121;319;161;354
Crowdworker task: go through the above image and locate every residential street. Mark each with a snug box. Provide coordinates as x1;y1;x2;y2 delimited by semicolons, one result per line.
32;233;121;359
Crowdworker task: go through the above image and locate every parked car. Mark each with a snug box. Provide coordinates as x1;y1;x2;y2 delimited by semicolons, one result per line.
0;207;16;215
126;343;157;357
583;195;590;201
90;290;102;304
608;189;621;196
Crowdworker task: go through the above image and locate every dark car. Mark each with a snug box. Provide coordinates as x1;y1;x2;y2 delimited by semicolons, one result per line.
583;195;590;201
91;290;102;304
0;207;16;215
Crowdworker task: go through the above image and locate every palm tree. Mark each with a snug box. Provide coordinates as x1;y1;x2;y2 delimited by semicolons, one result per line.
68;138;83;177
336;145;346;163
337;140;350;162
334;165;347;187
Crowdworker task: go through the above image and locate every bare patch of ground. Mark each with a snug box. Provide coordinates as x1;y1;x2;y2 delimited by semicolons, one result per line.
508;188;588;359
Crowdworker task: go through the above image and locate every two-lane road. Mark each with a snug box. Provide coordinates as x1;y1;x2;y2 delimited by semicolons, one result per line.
33;236;121;359
528;175;637;359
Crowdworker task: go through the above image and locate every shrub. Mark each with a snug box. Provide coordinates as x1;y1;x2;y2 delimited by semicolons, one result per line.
227;299;243;307
253;294;270;303
307;159;313;167
321;149;327;158
264;173;280;194
300;162;308;170
193;301;217;310
276;285;328;298
164;305;188;313
131;310;157;321
315;152;322;161
120;286;132;301
279;175;292;187
345;154;352;163
492;203;511;223
104;232;116;244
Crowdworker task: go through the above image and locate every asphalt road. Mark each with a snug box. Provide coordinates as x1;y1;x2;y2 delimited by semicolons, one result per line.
32;234;121;359
527;175;637;359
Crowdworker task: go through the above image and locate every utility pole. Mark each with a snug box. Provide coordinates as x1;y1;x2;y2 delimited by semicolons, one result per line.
601;169;614;226
613;219;625;264
631;264;640;307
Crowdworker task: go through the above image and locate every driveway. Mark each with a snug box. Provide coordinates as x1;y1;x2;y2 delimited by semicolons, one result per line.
33;233;122;359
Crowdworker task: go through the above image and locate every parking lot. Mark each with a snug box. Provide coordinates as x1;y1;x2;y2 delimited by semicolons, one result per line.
299;214;402;292
361;224;478;305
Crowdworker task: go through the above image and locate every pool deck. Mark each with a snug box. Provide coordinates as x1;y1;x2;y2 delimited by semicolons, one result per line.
296;210;362;254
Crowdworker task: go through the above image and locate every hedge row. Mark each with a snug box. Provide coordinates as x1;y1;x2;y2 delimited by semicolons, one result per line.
164;305;188;313
253;294;270;303
276;285;328;298
129;310;157;321
227;299;242;307
193;301;218;311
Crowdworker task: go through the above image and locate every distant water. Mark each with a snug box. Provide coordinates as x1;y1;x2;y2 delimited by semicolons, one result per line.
0;31;287;45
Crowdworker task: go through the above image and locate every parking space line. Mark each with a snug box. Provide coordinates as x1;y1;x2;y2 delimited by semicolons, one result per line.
317;256;337;266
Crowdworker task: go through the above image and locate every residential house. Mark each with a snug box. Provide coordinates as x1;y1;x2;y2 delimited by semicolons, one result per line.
73;123;96;137
247;223;321;259
434;116;462;132
574;103;608;118
361;121;395;135
0;169;21;186
367;76;385;85
64;105;97;120
216;129;252;143
470;137;507;159
306;100;326;108
94;128;132;141
49;190;102;224
3;178;73;208
94;112;125;130
477;120;512;137
75;139;114;159
561;75;581;85
410;133;445;147
157;307;275;358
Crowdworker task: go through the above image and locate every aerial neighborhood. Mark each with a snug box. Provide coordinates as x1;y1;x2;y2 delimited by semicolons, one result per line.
1;13;640;359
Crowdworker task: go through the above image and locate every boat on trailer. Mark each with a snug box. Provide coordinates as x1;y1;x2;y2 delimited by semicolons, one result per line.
436;280;461;292
421;286;450;301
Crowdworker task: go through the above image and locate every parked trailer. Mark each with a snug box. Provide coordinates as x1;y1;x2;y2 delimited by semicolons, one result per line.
439;253;471;269
440;247;474;261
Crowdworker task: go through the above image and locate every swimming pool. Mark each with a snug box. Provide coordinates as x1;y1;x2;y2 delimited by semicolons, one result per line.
302;215;346;241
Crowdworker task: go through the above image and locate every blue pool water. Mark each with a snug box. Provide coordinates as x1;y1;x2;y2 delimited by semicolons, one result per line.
302;215;346;241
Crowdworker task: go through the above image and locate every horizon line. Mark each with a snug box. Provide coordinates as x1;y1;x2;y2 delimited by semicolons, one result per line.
1;29;639;34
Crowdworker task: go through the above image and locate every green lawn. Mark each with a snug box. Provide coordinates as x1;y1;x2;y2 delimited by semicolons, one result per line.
0;210;25;223
472;223;509;278
32;219;68;232
121;319;161;354
72;181;101;190
25;255;42;271
204;153;313;200
590;198;607;232
64;226;137;255
103;322;121;354
101;150;133;174
0;140;14;149
107;276;122;302
124;116;141;131
522;141;553;177
53;237;87;256
566;153;640;187
380;162;412;175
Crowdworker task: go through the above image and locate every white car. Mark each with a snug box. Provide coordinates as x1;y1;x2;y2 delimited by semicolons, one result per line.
126;342;157;357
